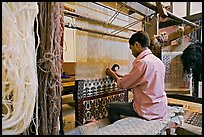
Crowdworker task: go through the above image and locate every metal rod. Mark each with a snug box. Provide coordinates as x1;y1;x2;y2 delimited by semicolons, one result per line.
64;10;137;33
138;2;200;28
111;20;140;35
65;23;129;40
108;2;127;25
93;2;140;21
117;2;146;17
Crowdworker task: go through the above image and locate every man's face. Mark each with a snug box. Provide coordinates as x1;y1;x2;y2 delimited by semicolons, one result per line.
129;42;140;58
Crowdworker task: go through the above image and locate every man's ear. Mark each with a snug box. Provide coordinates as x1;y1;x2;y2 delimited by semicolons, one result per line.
134;42;138;47
135;42;140;48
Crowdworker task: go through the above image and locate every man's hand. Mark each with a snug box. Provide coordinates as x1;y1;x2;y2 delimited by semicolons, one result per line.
106;68;118;81
106;68;114;77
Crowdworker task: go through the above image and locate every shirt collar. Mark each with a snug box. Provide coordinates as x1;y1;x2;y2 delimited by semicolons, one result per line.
136;49;152;61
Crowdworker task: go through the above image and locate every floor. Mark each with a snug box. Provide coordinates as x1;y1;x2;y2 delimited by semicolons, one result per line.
62;94;76;133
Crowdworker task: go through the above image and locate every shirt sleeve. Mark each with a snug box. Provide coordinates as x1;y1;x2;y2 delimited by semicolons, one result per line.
117;60;147;89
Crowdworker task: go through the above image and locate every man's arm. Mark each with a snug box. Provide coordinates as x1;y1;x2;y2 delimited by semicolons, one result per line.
115;73;123;77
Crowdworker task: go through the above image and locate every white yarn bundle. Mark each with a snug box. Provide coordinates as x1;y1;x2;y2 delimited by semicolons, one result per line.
2;2;39;135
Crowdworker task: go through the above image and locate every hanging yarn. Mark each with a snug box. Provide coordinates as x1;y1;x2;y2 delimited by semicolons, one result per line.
36;2;64;135
2;2;39;135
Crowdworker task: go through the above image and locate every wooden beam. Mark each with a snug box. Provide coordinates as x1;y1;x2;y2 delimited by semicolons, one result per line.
139;2;200;28
64;4;75;12
159;13;202;29
159;20;181;28
167;25;193;43
186;2;190;17
184;12;202;21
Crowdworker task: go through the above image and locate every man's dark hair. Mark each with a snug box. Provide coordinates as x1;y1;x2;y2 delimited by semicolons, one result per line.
128;31;150;48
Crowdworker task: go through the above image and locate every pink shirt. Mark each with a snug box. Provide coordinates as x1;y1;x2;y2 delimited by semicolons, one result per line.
117;49;168;120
